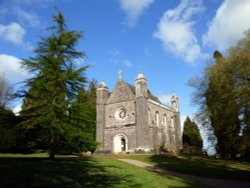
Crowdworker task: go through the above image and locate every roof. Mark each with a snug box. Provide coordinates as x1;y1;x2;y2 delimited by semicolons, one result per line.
126;82;162;104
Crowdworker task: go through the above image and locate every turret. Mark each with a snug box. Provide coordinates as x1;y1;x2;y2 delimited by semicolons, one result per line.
97;81;109;105
96;81;109;151
135;72;149;151
135;72;148;98
170;93;179;112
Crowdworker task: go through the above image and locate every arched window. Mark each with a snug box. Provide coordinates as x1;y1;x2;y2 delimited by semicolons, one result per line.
148;108;151;125
163;114;169;144
155;111;159;127
170;116;175;131
163;114;167;127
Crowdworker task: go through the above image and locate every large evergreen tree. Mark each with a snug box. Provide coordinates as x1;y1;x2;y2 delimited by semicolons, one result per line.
182;117;203;154
85;79;97;143
19;9;89;159
227;31;250;160
205;52;241;158
189;30;250;160
70;79;97;153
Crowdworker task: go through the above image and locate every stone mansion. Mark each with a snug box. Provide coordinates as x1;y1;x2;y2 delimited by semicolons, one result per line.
96;71;182;153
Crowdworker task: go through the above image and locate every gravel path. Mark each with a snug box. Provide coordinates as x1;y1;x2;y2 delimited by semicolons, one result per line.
119;159;250;188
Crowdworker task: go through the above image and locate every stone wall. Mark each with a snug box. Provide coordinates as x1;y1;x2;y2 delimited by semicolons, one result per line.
96;73;182;153
148;99;180;152
105;101;135;127
103;126;136;152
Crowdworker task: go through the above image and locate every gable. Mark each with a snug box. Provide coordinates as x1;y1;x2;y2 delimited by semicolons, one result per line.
107;80;135;103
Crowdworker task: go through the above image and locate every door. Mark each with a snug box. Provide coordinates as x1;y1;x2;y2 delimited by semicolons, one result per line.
113;134;127;153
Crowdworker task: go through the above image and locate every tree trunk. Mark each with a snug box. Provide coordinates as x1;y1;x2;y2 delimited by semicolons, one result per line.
49;150;55;160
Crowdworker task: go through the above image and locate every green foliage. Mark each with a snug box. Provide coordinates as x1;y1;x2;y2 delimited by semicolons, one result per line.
69;79;97;153
182;117;203;154
213;50;223;60
226;31;250;160
18;9;94;158
0;75;13;108
0;106;19;152
189;30;250;160
206;54;241;158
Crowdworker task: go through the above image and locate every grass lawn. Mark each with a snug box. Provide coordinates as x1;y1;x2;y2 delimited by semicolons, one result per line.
120;154;250;180
0;153;206;188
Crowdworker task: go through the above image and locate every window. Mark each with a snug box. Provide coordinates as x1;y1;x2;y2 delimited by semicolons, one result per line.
155;111;159;127
170;116;175;131
148;109;151;124
163;114;167;127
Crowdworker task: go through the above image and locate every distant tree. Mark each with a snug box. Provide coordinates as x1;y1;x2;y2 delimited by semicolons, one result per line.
182;117;203;154
19;9;89;159
86;79;97;147
69;79;97;153
0;75;13;108
189;30;250;160
0;106;19;152
0;75;20;152
88;79;97;99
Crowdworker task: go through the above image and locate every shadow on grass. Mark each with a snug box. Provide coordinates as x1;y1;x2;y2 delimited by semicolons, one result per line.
0;157;141;188
148;155;250;180
144;166;211;188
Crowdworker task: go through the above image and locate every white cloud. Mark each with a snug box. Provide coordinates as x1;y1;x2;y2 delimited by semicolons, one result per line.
153;0;205;64
16;9;40;27
123;59;133;67
203;0;250;50
1;1;42;28
120;0;154;27
0;22;26;45
0;54;30;84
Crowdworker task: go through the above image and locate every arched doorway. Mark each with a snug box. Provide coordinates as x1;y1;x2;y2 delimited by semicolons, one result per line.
113;134;128;153
121;138;126;151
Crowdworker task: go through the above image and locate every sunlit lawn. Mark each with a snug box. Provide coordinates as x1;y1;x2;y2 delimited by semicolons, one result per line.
120;154;250;180
0;153;206;188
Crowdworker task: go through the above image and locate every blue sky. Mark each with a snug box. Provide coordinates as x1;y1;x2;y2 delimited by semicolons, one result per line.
1;0;250;149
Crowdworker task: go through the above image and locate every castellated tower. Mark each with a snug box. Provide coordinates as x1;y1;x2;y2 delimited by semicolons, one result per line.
96;81;109;150
135;72;150;151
